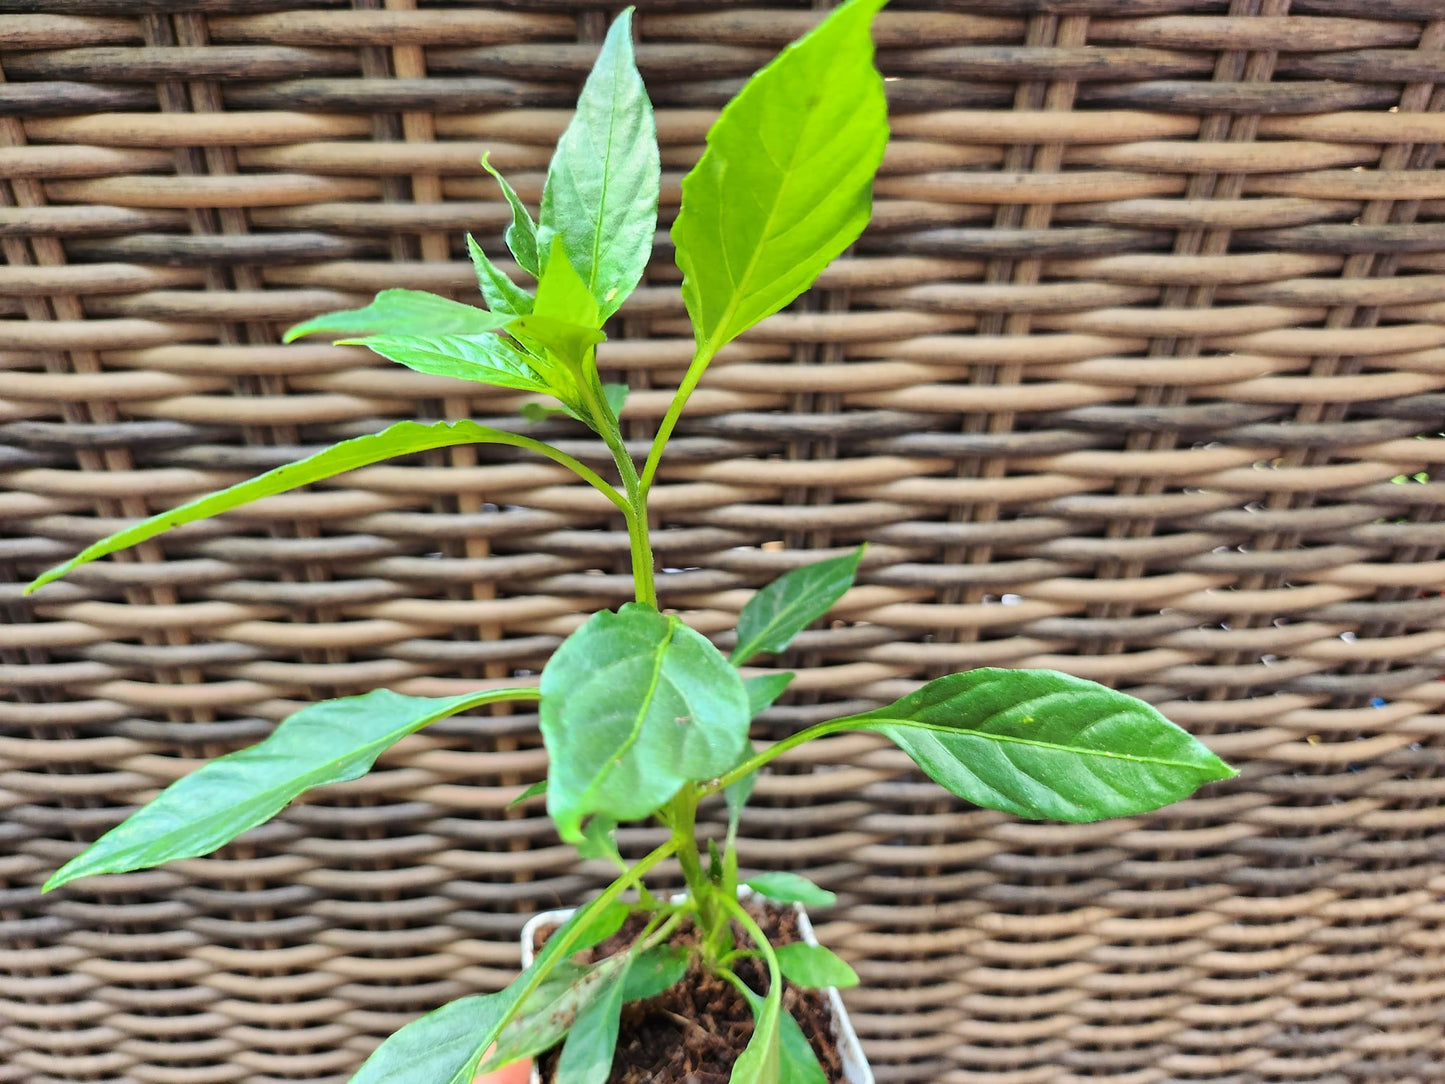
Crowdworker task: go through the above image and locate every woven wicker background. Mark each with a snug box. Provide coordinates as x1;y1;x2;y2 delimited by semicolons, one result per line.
4;2;1445;1082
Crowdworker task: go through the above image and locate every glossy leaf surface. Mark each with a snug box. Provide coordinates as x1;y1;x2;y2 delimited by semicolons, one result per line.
775;943;858;989
283;288;506;342
541;604;749;843
468;233;533;317
672;0;887;353
744;872;836;909
339;332;547;392
46;687;536;890
26;419;547;592
482;153;540;276
848;669;1237;822
731;548;864;665
537;8;659;318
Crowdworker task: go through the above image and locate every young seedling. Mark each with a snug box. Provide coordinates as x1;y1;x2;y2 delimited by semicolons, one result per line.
26;3;1236;1081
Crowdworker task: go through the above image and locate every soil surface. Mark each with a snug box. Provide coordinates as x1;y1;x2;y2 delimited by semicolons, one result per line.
534;900;847;1083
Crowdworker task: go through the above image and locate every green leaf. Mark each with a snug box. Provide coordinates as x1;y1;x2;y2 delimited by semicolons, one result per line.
534;235;603;329
347;987;514;1084
672;0;888;353
775;942;858;989
480;955;629;1073
45;687;536;891
733;987;823;1084
568;900;631;954
482;152;540;277
351;880;619;1084
729;982;781;1084
848;669;1239;822
283;288;507;342
743;672;794;716
553;954;631;1084
520;383;627;425
25;419;552;593
537;8;659;319
744;872;836;909
579;814;624;867
508;779;548;809
621;945;689;1002
468;233;533;317
337;332;548;392
731;548;864;665
541;604;750;844
774;1008;828;1084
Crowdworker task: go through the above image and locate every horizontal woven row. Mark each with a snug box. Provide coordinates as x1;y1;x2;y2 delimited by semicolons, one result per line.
3;3;1444;1083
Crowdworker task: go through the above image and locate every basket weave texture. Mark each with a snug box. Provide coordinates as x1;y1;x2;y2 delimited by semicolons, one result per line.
3;3;1445;1082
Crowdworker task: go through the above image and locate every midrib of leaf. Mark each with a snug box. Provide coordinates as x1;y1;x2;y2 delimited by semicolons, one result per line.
588;54;623;297
856;715;1217;772
132;690;524;851
699;107;810;358
582;620;675;805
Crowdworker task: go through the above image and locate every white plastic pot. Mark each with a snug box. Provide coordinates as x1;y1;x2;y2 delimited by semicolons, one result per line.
520;886;873;1083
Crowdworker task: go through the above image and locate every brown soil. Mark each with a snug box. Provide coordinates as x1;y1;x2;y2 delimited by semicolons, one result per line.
533;899;847;1083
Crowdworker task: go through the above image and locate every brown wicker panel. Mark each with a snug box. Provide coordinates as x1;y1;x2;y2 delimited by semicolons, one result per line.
3;3;1443;1083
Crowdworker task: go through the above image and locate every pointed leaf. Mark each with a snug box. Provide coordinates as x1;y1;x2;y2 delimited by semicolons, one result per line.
743;672;794;716
283;288;507;342
672;0;888;353
729;982;781;1084
849;669;1238;822
45;687;537;890
338;332;548;392
508;779;548;809
25;419;547;593
347;987;514;1084
520;383;627;425
479;954;629;1073
553;954;631;1084
579;814;623;866
538;8;659;319
468;233;533;317
621;945;689;1003
541;604;750;843
355;896;616;1084
775;943;858;989
534;236;602;329
744;872;836;909
775;1008;828;1084
568;900;631;954
731;547;864;665
482;153;540;277
733;988;823;1084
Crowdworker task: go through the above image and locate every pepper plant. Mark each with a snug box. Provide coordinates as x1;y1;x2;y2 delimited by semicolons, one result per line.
28;3;1236;1081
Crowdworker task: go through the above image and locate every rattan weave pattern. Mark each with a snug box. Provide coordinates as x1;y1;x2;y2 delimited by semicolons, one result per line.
2;3;1444;1082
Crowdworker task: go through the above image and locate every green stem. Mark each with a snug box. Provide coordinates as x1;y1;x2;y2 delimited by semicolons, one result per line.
582;372;657;608
717;891;781;993
500;429;631;515
640;342;718;496
700;718;854;798
666;790;727;959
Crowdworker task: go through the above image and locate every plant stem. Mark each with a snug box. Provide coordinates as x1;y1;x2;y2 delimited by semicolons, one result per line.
640;342;718;496
665;790;728;961
700;718;854;797
583;374;658;609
